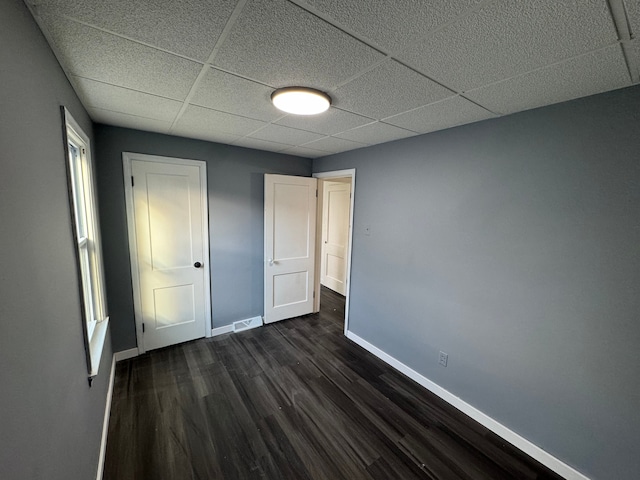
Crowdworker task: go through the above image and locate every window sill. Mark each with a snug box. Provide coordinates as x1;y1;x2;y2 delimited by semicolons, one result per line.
88;316;109;378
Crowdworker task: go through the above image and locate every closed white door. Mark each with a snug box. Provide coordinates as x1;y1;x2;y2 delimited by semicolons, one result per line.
264;174;317;324
124;154;210;352
321;181;351;295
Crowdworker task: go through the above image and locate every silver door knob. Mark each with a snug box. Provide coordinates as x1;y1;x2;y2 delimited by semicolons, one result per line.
268;258;274;266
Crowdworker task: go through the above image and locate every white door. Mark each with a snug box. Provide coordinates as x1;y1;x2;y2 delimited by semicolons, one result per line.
321;181;351;295
264;174;317;324
124;153;210;352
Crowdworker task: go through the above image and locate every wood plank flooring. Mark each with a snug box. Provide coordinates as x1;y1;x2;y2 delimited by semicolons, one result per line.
104;286;563;479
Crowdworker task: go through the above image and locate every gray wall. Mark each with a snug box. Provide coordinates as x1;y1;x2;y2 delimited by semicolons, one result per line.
94;126;312;352
313;86;640;480
0;1;113;479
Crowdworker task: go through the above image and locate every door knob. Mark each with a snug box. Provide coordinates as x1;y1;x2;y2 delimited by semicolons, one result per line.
194;262;202;268
268;258;274;266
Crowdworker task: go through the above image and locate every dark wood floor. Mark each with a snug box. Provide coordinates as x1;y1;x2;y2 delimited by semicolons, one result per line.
104;286;563;479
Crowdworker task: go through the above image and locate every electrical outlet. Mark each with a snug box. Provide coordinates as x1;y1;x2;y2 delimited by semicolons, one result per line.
439;351;448;367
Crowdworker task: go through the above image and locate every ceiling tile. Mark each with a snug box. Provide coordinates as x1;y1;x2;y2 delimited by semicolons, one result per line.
27;0;238;61
624;0;640;34
333;60;453;119
275;107;373;135
71;76;183;122
384;96;497;134
397;0;619;92
625;40;640;82
335;122;416;145
212;0;384;88
296;0;483;52
89;107;172;134
40;14;202;100
302;136;366;154
191;68;284;122
173;105;267;137
232;137;290;153
171;127;241;145
279;145;327;158
248;124;324;146
466;45;632;115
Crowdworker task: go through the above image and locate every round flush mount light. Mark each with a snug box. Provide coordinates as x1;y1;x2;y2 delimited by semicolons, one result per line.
271;87;331;115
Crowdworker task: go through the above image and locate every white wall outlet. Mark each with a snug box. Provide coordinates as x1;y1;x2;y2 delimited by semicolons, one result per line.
439;351;448;367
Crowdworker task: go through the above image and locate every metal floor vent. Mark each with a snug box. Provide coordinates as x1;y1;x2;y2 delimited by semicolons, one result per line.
233;316;263;333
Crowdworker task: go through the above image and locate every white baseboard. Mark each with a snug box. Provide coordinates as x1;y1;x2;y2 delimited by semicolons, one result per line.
114;348;139;362
96;354;116;480
211;324;233;337
345;331;590;480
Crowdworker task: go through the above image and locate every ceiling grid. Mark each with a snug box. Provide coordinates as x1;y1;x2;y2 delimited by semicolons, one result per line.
24;0;640;157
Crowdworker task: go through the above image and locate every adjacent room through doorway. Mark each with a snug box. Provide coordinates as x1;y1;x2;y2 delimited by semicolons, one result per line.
313;170;355;333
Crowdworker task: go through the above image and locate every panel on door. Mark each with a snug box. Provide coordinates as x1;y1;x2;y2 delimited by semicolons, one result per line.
129;157;208;351
321;181;351;295
264;174;317;323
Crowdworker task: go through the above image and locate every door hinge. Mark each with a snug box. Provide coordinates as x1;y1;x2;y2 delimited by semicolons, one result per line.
313;290;316;299
131;176;135;187
316;189;318;197
142;322;145;333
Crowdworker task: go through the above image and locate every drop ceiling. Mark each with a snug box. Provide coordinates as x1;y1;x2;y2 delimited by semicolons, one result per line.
25;0;640;158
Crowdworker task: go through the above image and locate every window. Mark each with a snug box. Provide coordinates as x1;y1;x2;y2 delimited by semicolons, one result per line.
63;107;109;378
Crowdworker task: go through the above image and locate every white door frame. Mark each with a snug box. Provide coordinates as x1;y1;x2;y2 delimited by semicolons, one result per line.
313;169;355;336
123;152;212;355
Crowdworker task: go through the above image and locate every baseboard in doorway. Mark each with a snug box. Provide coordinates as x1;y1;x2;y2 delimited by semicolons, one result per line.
211;324;233;337
345;331;590;480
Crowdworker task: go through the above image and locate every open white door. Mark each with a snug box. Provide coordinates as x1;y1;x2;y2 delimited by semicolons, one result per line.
264;174;317;324
320;180;351;295
124;153;211;353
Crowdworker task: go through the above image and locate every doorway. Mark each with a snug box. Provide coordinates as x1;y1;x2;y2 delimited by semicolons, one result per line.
262;170;355;334
313;169;355;335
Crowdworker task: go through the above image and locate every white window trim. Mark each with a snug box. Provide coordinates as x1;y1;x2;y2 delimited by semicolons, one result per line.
63;107;109;378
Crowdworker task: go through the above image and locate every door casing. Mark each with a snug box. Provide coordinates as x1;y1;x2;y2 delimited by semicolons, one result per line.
123;152;212;354
313;169;356;336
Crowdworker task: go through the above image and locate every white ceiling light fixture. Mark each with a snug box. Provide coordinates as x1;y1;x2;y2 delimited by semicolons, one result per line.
271;87;331;115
